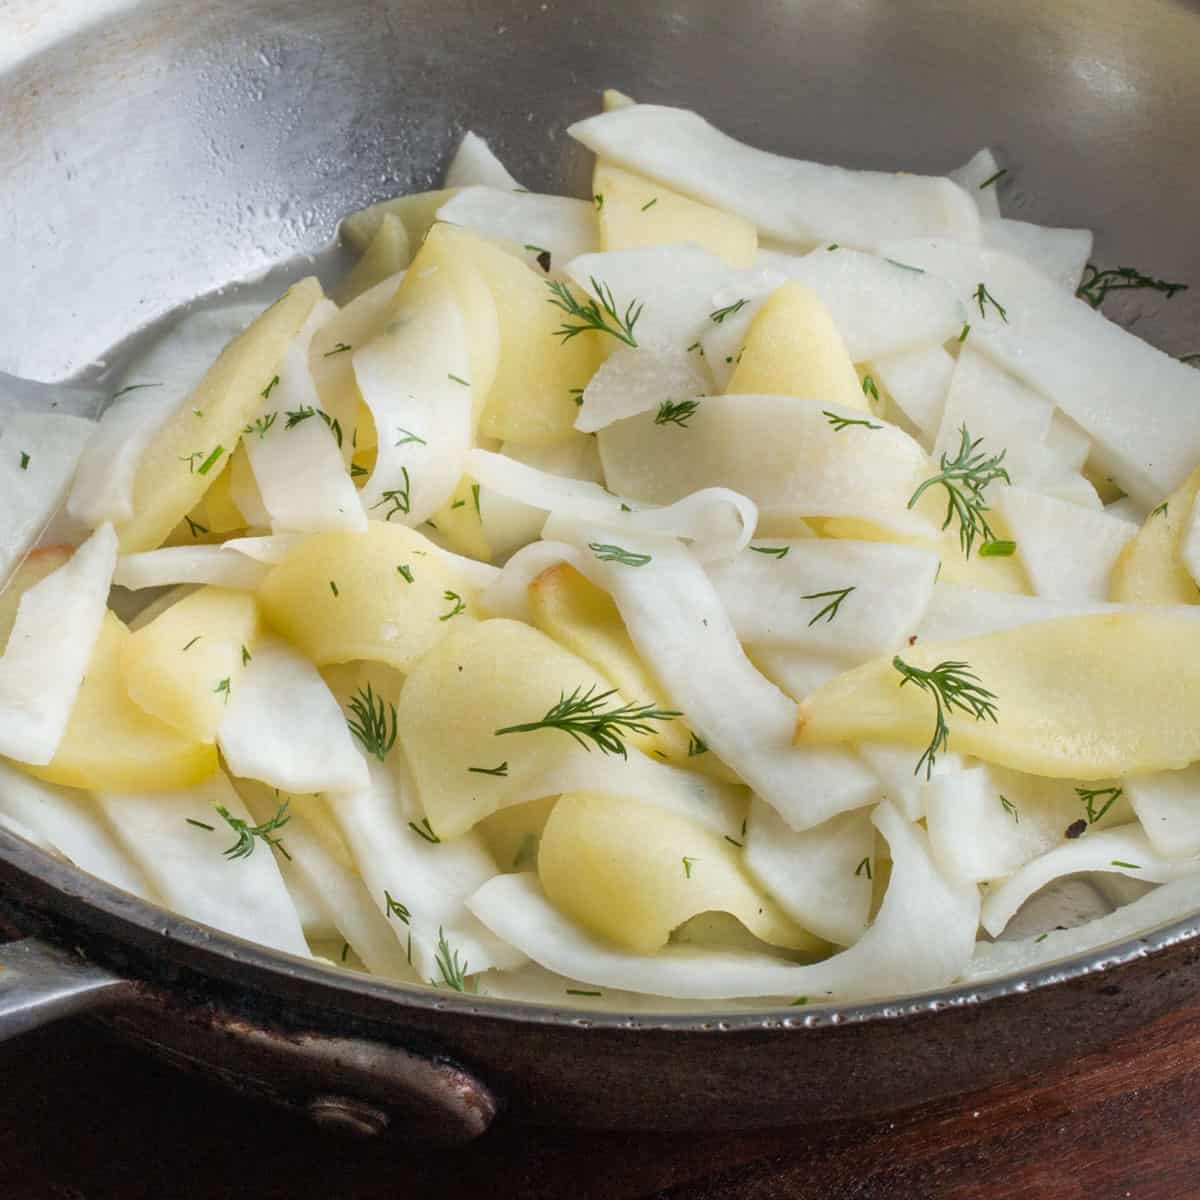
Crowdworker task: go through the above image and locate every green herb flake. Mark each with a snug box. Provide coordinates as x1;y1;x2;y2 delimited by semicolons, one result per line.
408;817;441;845
973;282;1009;323
710;299;747;325
196;445;225;476
892;656;999;778
824;410;882;433
439;591;467;621
495;684;679;758
588;542;652;568
802;586;855;626
346;684;397;761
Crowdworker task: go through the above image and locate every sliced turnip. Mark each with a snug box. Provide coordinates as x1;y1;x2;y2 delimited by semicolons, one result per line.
328;758;526;983
565;244;735;349
981;825;1200;937
1;411;95;582
879;238;1200;508
575;344;710;433
568;105;980;251
948;148;1004;219
467;802;979;1001
871;345;955;450
437;187;598;270
98;773;310;957
599;396;937;539
747;247;966;361
242;298;366;534
996;486;1136;602
217;636;369;794
706;538;938;659
443;131;523;191
0;524;115;765
353;273;475;525
1124;767;1200;860
744;799;874;946
934;350;1055;488
0;759;153;899
982;217;1092;291
559;526;881;830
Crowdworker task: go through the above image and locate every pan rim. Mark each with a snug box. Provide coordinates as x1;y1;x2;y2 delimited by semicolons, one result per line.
2;823;1197;1033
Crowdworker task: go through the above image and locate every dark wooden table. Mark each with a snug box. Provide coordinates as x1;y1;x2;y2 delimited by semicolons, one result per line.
2;998;1199;1199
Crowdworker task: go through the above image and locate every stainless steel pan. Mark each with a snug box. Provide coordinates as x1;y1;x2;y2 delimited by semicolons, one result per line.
2;0;1200;1141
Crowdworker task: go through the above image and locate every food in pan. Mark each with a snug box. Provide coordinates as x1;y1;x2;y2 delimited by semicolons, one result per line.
3;91;1200;1008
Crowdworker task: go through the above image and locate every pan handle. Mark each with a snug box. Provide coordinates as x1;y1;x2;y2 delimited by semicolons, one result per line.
0;936;133;1039
0;936;496;1141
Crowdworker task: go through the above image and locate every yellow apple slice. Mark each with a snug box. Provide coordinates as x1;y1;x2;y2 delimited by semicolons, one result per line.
21;612;217;790
114;277;324;552
256;524;475;670
726;282;866;410
121;587;261;742
1110;467;1200;604
538;792;822;954
796;610;1200;779
592;163;757;268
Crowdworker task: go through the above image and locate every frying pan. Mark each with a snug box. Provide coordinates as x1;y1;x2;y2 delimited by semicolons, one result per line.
2;0;1200;1142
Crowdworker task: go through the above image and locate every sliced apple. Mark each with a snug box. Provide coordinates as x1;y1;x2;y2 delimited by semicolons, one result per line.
1110;467;1200;604
114;277;324;552
796;610;1200;779
592;163;756;268
726;282;866;410
256;523;475;671
121;587;261;743
21;612;216;790
539;791;821;955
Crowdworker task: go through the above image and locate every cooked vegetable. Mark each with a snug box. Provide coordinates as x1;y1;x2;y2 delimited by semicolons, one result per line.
10;95;1200;1009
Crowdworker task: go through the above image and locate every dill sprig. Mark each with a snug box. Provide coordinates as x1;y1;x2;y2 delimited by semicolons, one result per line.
709;299;747;324
243;412;278;439
855;856;872;880
384;890;411;924
545;277;642;348
217;800;291;861
468;762;509;777
495;685;680;758
978;167;1008;190
750;545;789;559
654;399;700;428
433;926;473;992
908;425;1010;558
285;405;343;448
824;410;882;433
682;856;697;878
439;591;467;621
801;586;855;626
588;542;652;568
408;818;441;844
892;656;999;778
1076;265;1188;309
184;516;208;539
973;282;1008;322
323;342;352;357
687;734;708;757
370;468;411;521
346;684;397;761
1076;785;1123;826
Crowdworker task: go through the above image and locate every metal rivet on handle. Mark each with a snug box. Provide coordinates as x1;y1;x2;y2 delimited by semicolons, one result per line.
306;1094;391;1138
